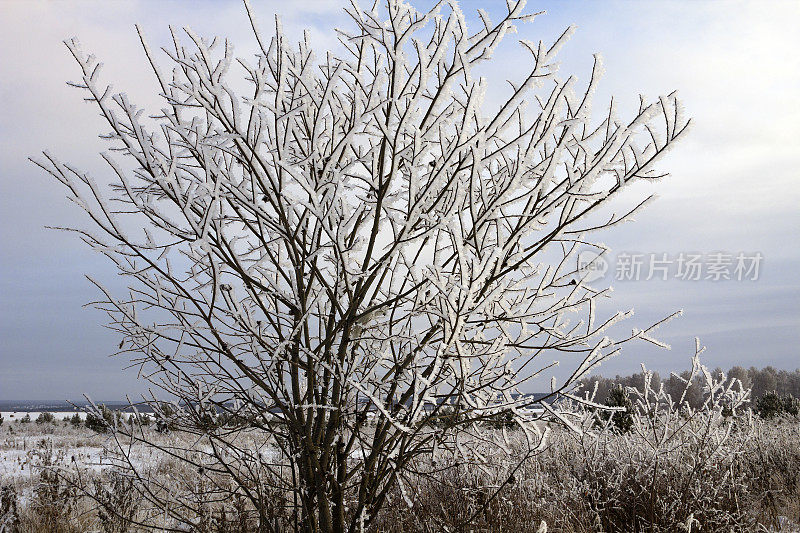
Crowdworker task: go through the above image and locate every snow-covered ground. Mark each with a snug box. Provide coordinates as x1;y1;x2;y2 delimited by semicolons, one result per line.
1;411;84;421
0;419;278;483
0;420;169;484
0;422;108;481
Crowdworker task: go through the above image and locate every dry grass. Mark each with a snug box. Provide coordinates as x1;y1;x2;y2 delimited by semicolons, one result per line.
1;416;798;532
371;419;800;533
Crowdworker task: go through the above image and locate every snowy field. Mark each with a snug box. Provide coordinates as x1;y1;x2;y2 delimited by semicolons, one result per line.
1;411;83;422
0;419;143;481
1;413;798;531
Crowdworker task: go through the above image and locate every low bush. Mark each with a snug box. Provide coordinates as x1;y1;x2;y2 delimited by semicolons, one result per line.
594;385;634;433
756;390;800;420
36;412;56;425
4;353;799;532
84;405;120;433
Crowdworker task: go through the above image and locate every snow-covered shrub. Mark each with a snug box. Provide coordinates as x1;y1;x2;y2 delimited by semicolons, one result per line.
567;340;755;531
136;413;151;427
373;344;774;532
755;390;800;420
35;412;56;425
594;385;634;433
738;420;800;526
152;402;179;433
0;485;20;532
27;440;82;532
93;471;139;533
83;404;124;433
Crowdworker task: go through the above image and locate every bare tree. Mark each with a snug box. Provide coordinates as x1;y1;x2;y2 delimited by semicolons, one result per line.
33;0;688;530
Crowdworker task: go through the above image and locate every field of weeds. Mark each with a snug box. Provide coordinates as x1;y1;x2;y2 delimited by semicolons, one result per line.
1;411;798;532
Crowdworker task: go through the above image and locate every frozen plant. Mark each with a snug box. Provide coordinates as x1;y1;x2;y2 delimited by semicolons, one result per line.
33;0;689;530
572;339;755;531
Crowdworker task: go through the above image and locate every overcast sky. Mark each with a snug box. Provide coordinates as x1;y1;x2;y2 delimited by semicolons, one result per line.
1;0;798;400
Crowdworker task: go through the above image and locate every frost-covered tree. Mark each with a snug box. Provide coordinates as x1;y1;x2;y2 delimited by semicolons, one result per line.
727;365;751;391
33;0;688;530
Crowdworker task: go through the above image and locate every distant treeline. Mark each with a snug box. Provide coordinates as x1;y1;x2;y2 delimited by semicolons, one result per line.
581;365;800;409
0;401;156;413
